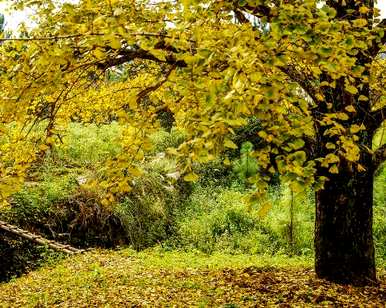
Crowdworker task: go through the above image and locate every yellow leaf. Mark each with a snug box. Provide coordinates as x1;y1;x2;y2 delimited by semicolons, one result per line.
258;202;272;218
223;157;231;166
345;84;358;95
149;49;166;61
315;93;324;101
345;105;356;113
336;113;349;121
109;37;122;49
184;172;199;182
39;144;50;151
329;165;339;174
359;6;370;14
350;124;363;134
93;48;105;60
128;167;143;177
358;95;368;101
352;18;368;27
224;139;238;149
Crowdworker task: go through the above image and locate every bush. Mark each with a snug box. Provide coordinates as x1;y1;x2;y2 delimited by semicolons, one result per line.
1;122;189;250
169;185;313;256
149;128;185;154
53;122;122;167
114;170;185;250
3;169;187;250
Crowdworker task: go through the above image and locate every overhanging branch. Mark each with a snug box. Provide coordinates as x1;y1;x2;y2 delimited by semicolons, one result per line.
96;46;186;71
135;64;176;104
236;3;276;22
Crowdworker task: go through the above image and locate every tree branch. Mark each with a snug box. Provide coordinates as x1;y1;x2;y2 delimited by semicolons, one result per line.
371;105;386;126
0;32;178;42
233;9;249;24
96;46;186;71
234;1;276;22
135;64;176;104
278;65;318;103
370;18;386;56
373;143;386;170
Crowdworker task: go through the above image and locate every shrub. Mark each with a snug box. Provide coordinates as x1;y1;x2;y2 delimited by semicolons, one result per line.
114;170;184;250
54;122;122;167
169;184;315;256
149;128;186;154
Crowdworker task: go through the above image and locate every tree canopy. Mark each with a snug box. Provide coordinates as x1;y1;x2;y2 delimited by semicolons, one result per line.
0;0;385;284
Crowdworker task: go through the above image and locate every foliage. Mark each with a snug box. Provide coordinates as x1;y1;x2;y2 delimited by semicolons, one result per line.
113;170;184;250
169;184;314;256
149;128;186;154
232;141;259;183
0;249;385;307
0;0;384;201
54;122;122;167
1;123;186;250
0;0;385;284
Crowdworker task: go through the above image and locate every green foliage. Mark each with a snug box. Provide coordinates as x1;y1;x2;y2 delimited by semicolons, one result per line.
374;163;386;208
232;142;259;182
149;128;186;154
195;159;232;187
169;184;314;256
54;122;122;166
1;123;385;282
374;204;386;262
113;170;183;250
2;124;186;250
4;175;77;225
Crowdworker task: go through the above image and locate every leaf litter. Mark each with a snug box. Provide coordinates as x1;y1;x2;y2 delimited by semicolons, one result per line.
0;249;384;307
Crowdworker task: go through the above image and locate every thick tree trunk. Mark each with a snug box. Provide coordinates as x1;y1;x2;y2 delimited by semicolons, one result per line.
315;165;376;285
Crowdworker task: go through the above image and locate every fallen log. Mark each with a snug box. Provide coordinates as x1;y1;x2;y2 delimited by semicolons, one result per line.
0;220;86;255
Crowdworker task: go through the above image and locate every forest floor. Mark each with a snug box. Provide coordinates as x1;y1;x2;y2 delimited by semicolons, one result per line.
0;249;385;307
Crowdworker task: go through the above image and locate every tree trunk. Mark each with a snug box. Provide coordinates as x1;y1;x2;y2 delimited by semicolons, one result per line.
315;165;376;285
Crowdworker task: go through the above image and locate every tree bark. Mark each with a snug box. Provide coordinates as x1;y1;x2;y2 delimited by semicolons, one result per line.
315;164;376;285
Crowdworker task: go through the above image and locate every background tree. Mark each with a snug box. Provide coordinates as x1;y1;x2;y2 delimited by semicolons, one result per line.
0;0;385;285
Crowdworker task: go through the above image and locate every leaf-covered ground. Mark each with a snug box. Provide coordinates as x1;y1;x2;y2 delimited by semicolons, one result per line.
0;249;385;307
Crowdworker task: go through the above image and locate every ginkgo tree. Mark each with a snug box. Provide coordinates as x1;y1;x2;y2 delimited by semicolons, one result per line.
0;0;385;285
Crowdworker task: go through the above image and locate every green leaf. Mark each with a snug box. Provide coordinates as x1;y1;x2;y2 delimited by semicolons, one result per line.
288;139;305;150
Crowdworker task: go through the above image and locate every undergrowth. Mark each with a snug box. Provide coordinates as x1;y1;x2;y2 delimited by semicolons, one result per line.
0;123;385;282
